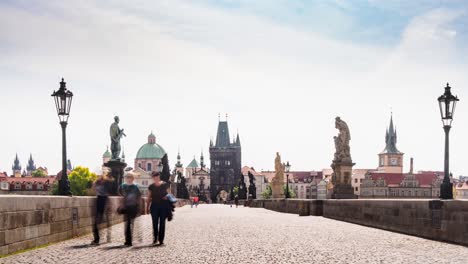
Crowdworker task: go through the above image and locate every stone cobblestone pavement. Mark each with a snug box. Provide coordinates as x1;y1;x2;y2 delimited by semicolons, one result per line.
2;204;468;264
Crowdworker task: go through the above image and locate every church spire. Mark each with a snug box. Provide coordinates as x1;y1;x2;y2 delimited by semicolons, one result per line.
12;153;21;174
26;153;36;175
200;150;205;168
381;113;401;154
176;149;183;168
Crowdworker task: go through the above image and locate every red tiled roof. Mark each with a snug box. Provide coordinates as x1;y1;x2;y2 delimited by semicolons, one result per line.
0;172;8;178
456;182;468;190
5;176;56;183
291;171;323;182
242;166;262;176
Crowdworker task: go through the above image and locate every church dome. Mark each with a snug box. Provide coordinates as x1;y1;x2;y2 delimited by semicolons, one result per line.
103;147;111;159
136;132;167;159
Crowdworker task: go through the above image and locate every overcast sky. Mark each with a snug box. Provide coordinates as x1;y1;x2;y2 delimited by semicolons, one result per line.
1;0;468;175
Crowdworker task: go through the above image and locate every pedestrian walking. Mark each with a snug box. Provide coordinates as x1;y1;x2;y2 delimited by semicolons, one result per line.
147;171;170;245
91;171;112;245
234;194;239;208
194;196;199;208
119;172;141;247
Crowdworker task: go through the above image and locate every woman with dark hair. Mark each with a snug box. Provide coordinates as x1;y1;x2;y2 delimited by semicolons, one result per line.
147;171;170;245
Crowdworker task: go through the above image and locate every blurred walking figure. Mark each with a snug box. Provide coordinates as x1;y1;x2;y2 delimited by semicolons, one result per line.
193;196;199;208
147;172;170;245
91;171;112;245
119;172;141;247
234;195;239;208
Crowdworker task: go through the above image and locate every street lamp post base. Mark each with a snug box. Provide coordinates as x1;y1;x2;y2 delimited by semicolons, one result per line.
440;182;453;200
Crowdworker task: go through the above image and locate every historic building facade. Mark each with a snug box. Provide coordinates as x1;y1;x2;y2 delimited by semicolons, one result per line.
288;171;323;199
209;119;242;202
361;158;442;198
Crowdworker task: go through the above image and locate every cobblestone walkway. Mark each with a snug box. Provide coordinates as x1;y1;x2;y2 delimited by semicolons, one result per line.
2;205;468;264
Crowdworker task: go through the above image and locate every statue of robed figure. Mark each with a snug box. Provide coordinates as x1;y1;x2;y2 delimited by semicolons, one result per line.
110;116;126;160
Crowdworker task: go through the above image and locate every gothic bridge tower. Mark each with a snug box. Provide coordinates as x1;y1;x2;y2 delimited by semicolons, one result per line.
209;118;241;202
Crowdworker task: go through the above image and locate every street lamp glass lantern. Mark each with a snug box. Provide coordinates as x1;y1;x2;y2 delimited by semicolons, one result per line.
157;161;163;172
285;161;291;173
51;78;73;123
438;83;459;127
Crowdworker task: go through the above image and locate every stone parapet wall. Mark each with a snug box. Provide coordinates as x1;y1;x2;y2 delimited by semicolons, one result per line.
250;199;322;216
0;195;191;256
249;198;468;246
322;199;468;246
0;195;124;256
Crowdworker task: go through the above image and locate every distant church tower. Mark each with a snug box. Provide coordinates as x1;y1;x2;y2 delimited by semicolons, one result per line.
209;117;242;201
175;150;184;175
12;154;22;177
26;154;36;176
378;114;404;173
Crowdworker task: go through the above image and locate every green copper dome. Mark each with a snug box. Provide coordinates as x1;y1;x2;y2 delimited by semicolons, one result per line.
103;147;111;158
136;132;167;159
187;158;199;168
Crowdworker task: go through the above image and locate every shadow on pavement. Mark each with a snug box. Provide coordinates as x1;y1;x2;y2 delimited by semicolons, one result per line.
131;244;158;250
101;245;129;250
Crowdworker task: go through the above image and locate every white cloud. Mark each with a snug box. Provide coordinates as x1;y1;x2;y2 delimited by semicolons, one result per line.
0;1;467;176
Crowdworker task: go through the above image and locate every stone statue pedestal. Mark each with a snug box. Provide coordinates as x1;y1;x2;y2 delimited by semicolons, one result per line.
104;160;127;196
331;161;356;199
271;182;285;199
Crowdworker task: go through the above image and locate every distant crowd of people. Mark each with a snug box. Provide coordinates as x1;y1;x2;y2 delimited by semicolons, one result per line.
91;171;176;247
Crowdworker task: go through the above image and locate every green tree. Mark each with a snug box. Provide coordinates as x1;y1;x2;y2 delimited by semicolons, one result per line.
31;169;47;177
233;186;239;195
260;184;296;199
261;185;272;199
284;185;296;198
51;166;97;196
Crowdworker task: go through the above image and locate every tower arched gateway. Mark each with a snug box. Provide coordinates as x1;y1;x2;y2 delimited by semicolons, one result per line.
209;118;241;202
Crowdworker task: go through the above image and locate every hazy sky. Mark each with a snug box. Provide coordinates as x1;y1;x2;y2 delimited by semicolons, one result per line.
1;0;468;175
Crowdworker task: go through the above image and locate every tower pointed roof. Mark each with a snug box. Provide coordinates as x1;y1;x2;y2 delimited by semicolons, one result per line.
12;153;21;172
215;121;231;147
235;133;241;146
27;153;36;172
381;114;402;154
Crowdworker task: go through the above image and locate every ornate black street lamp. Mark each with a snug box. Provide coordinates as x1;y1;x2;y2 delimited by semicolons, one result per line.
285;161;291;198
438;83;459;199
52;78;73;195
157;161;163;172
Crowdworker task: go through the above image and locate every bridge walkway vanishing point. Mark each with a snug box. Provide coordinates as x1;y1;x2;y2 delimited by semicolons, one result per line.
2;204;468;264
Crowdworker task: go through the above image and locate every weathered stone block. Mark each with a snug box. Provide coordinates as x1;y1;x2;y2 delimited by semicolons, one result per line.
50;220;72;234
35;236;49;247
5;227;26;244
37;224;50;237
0;231;5;246
0;245;8;256
24;226;39;240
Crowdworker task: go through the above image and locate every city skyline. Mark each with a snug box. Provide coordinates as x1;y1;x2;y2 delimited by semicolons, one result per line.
1;1;468;175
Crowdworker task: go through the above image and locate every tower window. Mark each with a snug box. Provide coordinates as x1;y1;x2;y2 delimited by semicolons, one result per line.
147;163;152;172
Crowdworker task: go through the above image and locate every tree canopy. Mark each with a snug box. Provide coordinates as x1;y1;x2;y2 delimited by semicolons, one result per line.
51;166;97;196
